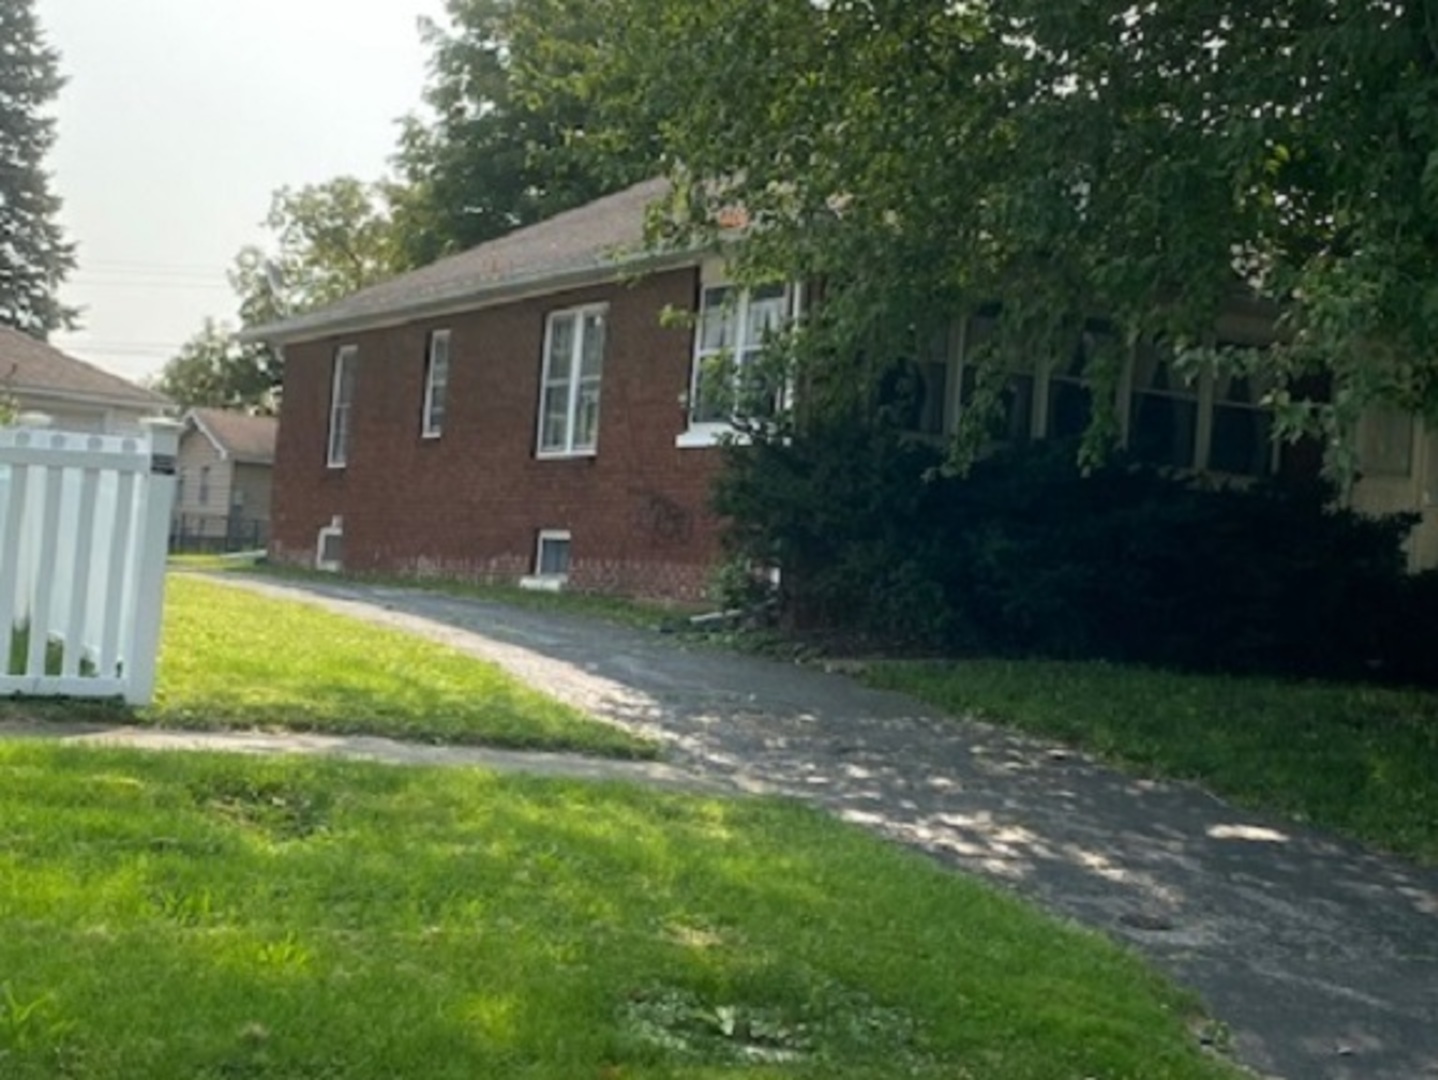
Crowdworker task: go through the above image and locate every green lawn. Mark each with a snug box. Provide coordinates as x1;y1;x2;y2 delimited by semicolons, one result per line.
865;659;1438;863
0;744;1242;1080
1;575;652;760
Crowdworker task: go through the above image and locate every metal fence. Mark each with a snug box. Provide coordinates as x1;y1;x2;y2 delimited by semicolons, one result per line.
0;416;179;705
169;513;269;555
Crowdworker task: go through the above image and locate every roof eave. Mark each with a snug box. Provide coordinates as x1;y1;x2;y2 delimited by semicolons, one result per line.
240;249;701;347
182;409;231;461
16;385;174;413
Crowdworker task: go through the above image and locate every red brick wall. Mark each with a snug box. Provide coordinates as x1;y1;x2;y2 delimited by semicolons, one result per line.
270;268;727;601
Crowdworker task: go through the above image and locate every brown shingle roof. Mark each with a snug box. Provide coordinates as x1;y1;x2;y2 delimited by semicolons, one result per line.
0;325;171;410
247;177;689;345
188;408;278;465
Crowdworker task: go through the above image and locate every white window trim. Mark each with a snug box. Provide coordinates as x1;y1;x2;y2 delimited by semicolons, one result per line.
677;275;801;450
327;345;358;469
950;321;1281;476
521;529;572;591
536;305;607;459
315;516;344;573
421;329;451;439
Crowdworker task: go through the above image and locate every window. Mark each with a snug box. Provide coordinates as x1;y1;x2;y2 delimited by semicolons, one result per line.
176;470;185;507
1048;326;1114;442
198;466;211;506
883;358;950;437
328;345;358;468
537;307;605;457
422;330;451;438
683;281;794;441
316;517;344;573
1128;342;1200;469
1209;369;1276;477
536;530;572;578
1125;339;1277;477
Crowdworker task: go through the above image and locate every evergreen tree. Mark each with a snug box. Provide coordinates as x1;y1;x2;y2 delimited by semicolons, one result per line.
0;0;76;338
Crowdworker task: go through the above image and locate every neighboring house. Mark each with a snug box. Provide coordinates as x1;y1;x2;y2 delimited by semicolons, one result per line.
0;325;172;432
248;178;1438;598
171;409;278;553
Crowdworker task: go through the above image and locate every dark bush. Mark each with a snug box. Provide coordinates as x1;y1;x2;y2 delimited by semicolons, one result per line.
714;420;1428;682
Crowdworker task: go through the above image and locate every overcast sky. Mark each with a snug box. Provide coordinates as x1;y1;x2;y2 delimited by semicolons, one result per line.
38;0;448;382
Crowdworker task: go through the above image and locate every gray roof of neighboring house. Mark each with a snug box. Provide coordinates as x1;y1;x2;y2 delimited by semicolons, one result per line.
187;408;279;465
247;177;693;346
0;325;172;411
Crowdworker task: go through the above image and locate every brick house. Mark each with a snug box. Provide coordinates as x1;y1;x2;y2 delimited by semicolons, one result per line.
249;179;758;600
250;178;1438;599
172;409;278;552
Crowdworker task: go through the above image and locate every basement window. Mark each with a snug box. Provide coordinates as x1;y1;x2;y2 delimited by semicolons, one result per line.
522;530;571;591
316;517;344;573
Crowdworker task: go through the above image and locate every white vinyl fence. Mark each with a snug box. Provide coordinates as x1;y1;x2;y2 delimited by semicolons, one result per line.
0;415;180;705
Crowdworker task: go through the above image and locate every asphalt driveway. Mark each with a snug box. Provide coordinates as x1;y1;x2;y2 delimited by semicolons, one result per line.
186;575;1438;1079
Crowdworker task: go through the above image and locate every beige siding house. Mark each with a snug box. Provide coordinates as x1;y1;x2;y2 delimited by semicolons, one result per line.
172;409;277;551
1;325;171;431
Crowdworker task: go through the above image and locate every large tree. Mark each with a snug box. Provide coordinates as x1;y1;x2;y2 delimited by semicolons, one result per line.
0;0;76;337
151;318;275;413
391;0;650;265
526;0;1438;466
161;178;407;412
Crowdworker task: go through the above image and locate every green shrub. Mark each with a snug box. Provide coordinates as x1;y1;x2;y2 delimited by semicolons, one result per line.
714;419;1427;681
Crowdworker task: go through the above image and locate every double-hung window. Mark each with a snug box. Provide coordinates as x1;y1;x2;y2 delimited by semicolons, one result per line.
1128;342;1200;469
1127;340;1277;477
422;329;451;438
537;306;606;457
328;345;358;468
683;282;794;442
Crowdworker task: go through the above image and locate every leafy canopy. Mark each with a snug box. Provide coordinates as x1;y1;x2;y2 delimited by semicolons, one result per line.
156;180;406;413
391;0;650;264
525;0;1438;464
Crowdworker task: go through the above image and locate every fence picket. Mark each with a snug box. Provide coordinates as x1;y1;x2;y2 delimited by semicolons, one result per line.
99;470;137;682
0;463;29;673
63;467;102;678
26;458;65;677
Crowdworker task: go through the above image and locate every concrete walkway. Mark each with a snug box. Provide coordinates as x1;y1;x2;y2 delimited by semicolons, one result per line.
27;573;1438;1079
0;721;721;792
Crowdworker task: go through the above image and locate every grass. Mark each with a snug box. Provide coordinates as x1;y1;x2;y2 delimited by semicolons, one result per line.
167;552;266;572
2;575;652;760
4;623;90;679
0;743;1244;1080
864;659;1438;864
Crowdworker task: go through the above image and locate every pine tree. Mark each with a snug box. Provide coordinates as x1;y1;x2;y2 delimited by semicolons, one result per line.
0;0;76;338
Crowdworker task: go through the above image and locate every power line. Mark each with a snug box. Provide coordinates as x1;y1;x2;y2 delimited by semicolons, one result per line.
71;276;233;292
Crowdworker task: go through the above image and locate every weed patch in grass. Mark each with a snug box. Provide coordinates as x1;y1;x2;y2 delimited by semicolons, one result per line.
866;659;1438;863
0;744;1245;1079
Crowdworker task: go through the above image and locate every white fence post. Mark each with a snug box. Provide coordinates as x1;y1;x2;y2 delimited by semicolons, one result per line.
0;416;178;705
124;418;181;705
